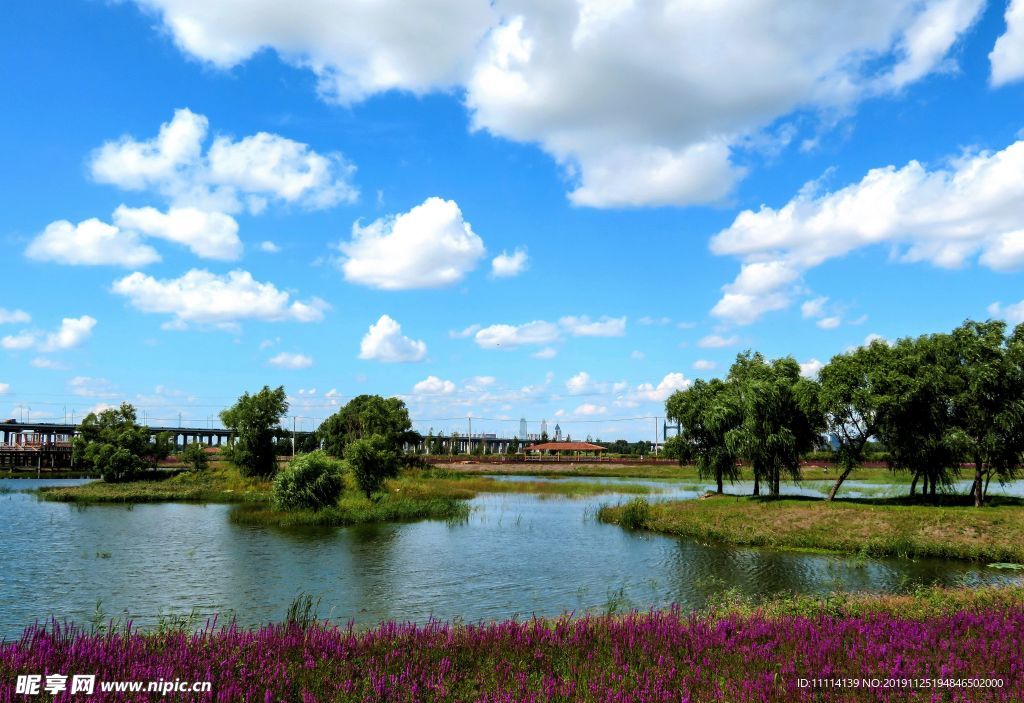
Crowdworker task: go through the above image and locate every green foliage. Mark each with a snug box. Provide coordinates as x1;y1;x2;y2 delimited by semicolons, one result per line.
344;434;400;498
152;431;174;463
509;436;520;454
666;378;743;493
220;386;288;478
72;403;154;482
180;442;210;472
317;394;417;458
272;450;344;511
618;497;651;529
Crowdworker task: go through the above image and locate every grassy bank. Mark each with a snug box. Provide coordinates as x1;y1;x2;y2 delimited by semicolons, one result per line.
36;463;270;504
3;586;1021;702
598;494;1024;562
440;461;911;484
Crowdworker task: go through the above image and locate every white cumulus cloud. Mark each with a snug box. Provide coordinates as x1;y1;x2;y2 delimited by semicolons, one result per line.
698;334;741;349
26;218;160;267
0;309;31;324
338;197;485;289
268;352;313;369
111;269;326;328
491;248;528;277
710;138;1024;323
991;0;1024;86
413;376;457;395
358;315;427;363
112;205;242;260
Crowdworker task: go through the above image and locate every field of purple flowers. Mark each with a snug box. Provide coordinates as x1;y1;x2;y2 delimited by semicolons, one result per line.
2;595;1022;703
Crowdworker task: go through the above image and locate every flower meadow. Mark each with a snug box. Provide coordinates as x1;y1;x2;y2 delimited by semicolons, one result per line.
2;602;1022;702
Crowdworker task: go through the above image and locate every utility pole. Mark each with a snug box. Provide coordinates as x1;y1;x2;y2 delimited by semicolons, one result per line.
292;416;296;457
654;416;659;457
468;416;472;454
178;412;182;428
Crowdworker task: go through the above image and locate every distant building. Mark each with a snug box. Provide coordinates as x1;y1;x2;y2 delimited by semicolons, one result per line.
520;417;528;440
540;419;548;437
554;423;562;441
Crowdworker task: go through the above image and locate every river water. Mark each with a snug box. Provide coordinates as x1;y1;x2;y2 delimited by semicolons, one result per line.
0;477;1020;639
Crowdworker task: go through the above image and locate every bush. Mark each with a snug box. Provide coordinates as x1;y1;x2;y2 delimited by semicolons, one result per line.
344;434;399;498
272;451;344;511
619;497;651;530
180;442;210;472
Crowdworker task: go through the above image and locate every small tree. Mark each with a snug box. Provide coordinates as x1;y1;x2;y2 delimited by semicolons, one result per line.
509;436;520;454
273;450;344;511
317;395;416;458
344;434;399;498
220;386;288;478
180;442;210;472
152;431;175;463
73;403;153;482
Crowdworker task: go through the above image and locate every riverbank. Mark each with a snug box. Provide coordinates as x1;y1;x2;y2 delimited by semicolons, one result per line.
439;461;911;484
2;585;1020;702
598;494;1024;563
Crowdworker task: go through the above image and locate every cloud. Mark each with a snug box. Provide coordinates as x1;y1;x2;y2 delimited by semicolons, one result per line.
693;359;717;371
129;0;494;103
630;350;646;361
559;315;626;337
638;316;671;326
0;383;8;394
31;357;68;370
566;371;599;395
338;197;485;289
358;314;427;362
573;403;606;416
91;108;357;213
632;373;692;402
268;352;313;369
259;240;281;253
698;334;740;349
817;316;842;330
991;0;1024;86
68;376;117;398
111;269;326;328
799;358;825;378
988;300;1024;325
801;297;829;319
112;205;242;260
413;376;456;395
532;346;558;359
41;316;97;352
475;320;562;348
0;309;31;324
491;248;528;277
710;138;1024;323
129;2;978;208
26;218;160;267
466;0;981;207
1;316;96;353
450;324;482;339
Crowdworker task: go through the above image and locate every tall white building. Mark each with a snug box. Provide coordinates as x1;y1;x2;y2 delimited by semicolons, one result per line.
554;423;562;441
540;419;548;437
519;417;527;439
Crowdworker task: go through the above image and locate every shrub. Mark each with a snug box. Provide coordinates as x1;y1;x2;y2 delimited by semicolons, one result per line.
272;451;344;511
180;442;210;472
344;434;399;498
619;497;651;529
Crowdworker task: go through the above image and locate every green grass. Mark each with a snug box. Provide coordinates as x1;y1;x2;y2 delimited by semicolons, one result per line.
598;493;1024;563
228;494;470;527
36;462;271;504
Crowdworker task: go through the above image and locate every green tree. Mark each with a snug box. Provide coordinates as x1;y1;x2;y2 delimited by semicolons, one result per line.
317;395;417;458
875;334;964;499
666;379;740;493
344;434;399;498
818;340;892;500
72;403;153;482
273;450;344;511
180;442;210;472
727;352;823;496
947;320;1024;506
220;385;288;478
152;431;174;463
509;436;520;454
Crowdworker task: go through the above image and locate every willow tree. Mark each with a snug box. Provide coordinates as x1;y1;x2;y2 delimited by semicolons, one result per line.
818;339;891;500
947;320;1024;506
665;378;741;493
317;395;418;458
726;352;823;496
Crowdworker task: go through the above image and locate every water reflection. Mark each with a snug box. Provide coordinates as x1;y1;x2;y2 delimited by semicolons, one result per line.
0;478;1019;639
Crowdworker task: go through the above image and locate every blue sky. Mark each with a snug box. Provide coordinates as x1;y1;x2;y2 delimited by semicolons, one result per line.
2;0;1023;440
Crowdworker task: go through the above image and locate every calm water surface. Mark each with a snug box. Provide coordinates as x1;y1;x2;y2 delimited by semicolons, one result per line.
0;477;1020;639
